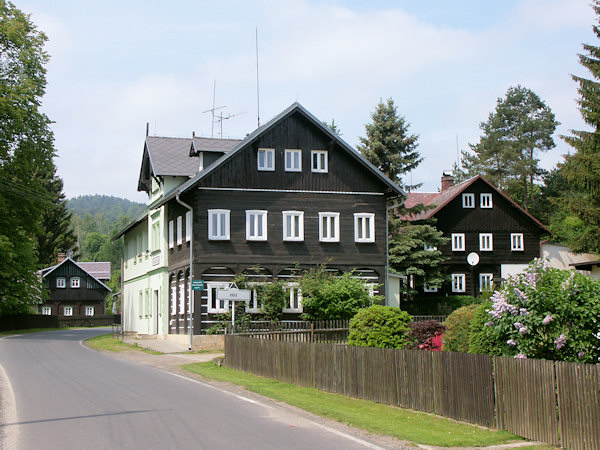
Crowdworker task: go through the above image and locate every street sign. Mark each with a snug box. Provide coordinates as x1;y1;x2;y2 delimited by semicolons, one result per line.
216;288;251;301
191;280;204;291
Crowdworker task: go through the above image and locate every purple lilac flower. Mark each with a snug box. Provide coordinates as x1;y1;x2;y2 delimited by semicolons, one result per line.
525;272;538;288
555;334;567;350
489;291;519;318
485;321;494;327
514;288;528;301
542;315;553;325
514;322;523;329
578;351;585;358
514;353;527;359
507;339;517;346
519;308;529;316
519;326;528;334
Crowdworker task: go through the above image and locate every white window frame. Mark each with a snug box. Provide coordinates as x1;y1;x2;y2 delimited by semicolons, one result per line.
168;220;174;249
41;306;51;315
511;233;524;251
423;283;438;293
479;273;493;292
282;211;304;241
151;221;160;251
451;233;465;251
311;150;328;173
208;209;230;240
284;149;302;172
257;148;275;171
70;277;80;288
246;210;268;241
185;211;192;242
170;283;176;315
319;212;340;242
179;281;185;315
245;285;263;313
283;283;303;313
480;193;493;208
451;274;466;293
63;306;73;316
424;243;437;251
480;233;493;251
354;213;375;243
207;282;230;314
462;193;475;208
176;216;183;246
56;277;66;288
85;306;95;316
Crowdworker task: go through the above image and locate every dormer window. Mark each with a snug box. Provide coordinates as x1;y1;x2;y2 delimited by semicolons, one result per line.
462;193;474;208
480;193;492;208
257;148;275;171
311;150;328;173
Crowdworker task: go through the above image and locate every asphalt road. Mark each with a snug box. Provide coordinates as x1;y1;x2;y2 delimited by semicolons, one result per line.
0;328;391;450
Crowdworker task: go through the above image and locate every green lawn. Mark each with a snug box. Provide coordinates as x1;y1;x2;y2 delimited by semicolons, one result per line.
182;361;528;447
85;334;163;355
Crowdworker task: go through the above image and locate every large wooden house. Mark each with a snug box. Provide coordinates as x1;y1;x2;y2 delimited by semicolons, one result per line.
404;173;549;296
39;255;111;316
118;103;402;336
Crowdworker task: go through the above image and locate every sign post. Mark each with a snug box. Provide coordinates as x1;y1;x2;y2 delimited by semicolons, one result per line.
467;252;480;297
216;283;251;333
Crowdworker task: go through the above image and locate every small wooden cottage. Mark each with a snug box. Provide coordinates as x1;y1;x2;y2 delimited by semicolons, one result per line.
39;255;111;316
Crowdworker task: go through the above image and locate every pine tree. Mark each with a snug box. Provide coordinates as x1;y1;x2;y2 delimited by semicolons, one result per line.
462;86;558;211
559;1;600;253
357;98;422;191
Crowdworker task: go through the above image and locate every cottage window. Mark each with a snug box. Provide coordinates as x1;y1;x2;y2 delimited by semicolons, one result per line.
56;277;66;288
151;222;160;251
245;286;263;313
185;211;192;242
85;306;95;316
179;279;185;315
208;209;230;240
257;148;275;171
511;233;524;251
168;220;174;249
423;283;438;293
71;277;80;288
479;273;493;292
354;213;375;243
170;279;176;315
480;233;493;251
283;284;302;312
311;150;328;173
41;306;51;315
451;274;466;293
424;243;437;251
282;211;304;241
246;210;268;241
207;282;230;314
451;233;465;251
480;193;493;208
462;193;475;208
64;306;73;316
177;216;183;246
319;212;340;242
284;149;302;172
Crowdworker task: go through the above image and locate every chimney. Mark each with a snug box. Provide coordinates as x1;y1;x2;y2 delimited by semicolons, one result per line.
146;122;149;136
57;252;66;263
441;171;454;192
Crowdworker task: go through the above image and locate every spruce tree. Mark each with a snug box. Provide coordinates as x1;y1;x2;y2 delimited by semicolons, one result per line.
559;0;600;253
357;98;422;191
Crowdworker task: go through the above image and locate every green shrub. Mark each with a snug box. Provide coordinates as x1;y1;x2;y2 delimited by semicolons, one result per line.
299;268;376;320
348;305;413;348
408;320;444;350
257;281;287;323
468;301;505;356
402;294;479;315
442;304;479;352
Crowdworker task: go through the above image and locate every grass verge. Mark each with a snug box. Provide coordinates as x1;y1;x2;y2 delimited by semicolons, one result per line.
85;334;163;355
182;361;523;447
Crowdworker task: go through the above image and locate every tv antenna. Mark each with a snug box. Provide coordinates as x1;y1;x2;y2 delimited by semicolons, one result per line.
202;80;226;138
256;26;260;128
215;110;245;138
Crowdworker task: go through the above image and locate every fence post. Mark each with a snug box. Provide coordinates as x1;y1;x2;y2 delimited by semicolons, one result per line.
310;322;314;343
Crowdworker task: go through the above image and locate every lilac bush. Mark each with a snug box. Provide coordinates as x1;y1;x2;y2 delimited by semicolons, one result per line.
483;258;600;363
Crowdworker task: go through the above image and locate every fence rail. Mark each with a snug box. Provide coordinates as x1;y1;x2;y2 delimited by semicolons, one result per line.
224;335;599;449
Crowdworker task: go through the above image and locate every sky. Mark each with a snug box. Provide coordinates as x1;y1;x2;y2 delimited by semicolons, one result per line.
18;0;597;203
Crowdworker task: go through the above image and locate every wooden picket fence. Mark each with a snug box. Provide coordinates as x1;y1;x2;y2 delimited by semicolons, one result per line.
225;336;600;449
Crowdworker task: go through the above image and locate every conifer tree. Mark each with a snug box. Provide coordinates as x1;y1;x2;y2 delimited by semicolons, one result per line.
357;98;422;191
559;0;600;253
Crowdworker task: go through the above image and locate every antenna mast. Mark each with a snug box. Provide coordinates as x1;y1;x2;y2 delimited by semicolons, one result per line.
256;27;260;128
202;80;226;138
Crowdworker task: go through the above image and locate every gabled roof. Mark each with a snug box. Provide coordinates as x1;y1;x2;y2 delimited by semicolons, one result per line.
78;262;111;280
112;211;148;240
151;102;404;209
403;175;550;233
40;257;112;292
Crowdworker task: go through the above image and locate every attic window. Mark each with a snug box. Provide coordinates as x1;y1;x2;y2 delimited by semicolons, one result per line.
462;193;475;208
257;148;275;171
480;193;492;208
311;150;328;173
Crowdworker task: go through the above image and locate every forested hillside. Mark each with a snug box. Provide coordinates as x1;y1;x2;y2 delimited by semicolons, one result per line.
68;195;146;227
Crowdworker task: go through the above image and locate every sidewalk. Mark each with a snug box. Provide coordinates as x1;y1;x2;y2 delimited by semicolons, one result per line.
122;335;222;357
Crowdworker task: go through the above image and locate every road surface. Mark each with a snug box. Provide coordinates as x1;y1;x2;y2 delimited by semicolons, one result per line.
0;328;397;449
